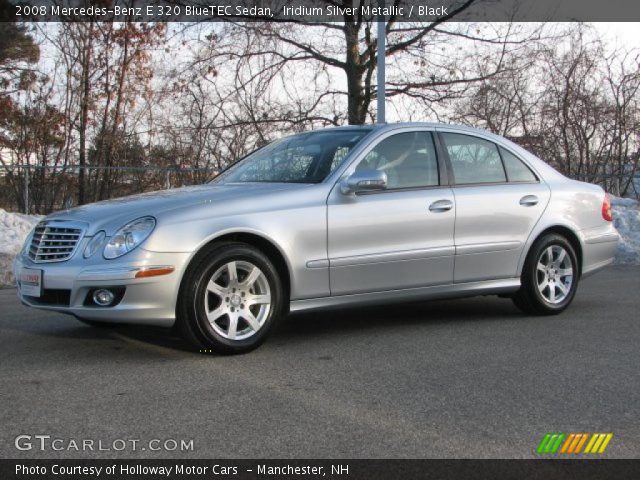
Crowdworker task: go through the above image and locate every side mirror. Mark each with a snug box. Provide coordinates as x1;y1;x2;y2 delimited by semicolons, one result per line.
340;169;388;195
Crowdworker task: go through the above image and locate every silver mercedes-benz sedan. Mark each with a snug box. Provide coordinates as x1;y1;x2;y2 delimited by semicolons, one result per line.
15;123;618;353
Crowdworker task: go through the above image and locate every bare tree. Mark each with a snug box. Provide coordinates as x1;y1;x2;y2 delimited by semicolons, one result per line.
184;1;548;127
455;25;640;197
49;20;165;204
0;77;70;213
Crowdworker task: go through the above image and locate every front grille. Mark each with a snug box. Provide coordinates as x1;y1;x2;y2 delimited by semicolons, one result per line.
28;221;84;263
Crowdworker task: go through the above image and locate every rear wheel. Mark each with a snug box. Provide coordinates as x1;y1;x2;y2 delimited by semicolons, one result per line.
177;242;284;354
512;234;579;315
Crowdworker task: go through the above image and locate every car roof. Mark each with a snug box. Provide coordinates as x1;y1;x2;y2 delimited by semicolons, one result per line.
314;122;487;134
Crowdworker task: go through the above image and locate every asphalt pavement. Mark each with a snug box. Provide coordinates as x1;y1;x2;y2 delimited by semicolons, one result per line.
1;266;638;459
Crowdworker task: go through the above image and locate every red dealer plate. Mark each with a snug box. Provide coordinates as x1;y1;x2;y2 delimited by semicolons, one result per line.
20;268;42;298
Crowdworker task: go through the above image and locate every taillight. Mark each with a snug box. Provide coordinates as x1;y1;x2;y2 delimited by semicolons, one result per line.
602;194;613;222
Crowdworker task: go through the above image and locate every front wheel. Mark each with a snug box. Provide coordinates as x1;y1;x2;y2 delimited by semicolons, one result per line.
177;242;285;354
512;234;579;315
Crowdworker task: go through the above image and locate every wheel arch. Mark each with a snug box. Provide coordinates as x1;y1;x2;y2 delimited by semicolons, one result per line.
177;230;292;308
522;225;583;277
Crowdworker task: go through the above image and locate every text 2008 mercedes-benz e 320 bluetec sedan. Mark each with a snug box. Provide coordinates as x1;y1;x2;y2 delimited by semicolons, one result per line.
15;123;618;353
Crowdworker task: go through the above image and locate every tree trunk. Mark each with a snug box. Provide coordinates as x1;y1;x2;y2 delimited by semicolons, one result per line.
77;23;93;205
100;24;131;201
344;23;367;125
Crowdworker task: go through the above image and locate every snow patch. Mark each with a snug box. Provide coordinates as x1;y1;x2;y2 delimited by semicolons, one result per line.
0;209;42;287
612;197;640;265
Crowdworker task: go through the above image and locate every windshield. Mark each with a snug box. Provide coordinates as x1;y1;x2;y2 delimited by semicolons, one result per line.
214;129;372;184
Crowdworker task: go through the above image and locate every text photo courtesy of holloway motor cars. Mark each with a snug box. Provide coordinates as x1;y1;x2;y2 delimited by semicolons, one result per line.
1;1;639;479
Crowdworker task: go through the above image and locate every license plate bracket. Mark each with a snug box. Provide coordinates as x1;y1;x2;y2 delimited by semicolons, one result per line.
20;268;42;298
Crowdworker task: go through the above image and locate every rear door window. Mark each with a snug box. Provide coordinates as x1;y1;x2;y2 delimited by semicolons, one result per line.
441;133;506;185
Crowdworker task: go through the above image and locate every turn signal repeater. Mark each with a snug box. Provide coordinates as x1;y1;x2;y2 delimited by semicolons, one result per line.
602;194;613;222
135;266;175;278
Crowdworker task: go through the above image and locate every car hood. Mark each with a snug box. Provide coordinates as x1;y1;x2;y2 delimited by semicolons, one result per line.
47;183;310;235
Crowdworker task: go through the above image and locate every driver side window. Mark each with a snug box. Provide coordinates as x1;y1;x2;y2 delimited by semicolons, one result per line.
356;132;440;189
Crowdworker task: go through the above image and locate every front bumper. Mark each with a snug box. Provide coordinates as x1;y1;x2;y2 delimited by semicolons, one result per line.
14;249;190;327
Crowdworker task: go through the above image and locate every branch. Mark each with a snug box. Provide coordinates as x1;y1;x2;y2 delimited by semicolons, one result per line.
384;0;478;57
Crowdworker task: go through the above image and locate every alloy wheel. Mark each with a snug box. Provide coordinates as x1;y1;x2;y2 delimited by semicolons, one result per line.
536;245;574;304
203;260;271;340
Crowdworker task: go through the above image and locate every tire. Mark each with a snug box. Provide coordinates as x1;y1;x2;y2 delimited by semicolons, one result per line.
512;233;579;316
176;242;285;355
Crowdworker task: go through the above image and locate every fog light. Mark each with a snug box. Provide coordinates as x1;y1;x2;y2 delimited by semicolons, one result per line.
93;289;115;306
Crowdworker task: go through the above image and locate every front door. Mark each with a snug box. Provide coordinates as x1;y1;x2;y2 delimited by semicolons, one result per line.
327;130;456;295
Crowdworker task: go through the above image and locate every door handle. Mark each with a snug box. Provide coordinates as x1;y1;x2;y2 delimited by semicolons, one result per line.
429;199;453;212
519;195;539;207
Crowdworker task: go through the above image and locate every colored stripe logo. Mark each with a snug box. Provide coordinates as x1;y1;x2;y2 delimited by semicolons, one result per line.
537;433;613;454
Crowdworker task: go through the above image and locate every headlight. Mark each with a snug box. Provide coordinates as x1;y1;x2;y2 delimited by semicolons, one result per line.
103;217;156;259
83;231;106;258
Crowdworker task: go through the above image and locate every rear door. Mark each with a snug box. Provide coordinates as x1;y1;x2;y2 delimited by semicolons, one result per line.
437;131;550;283
327;129;456;295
